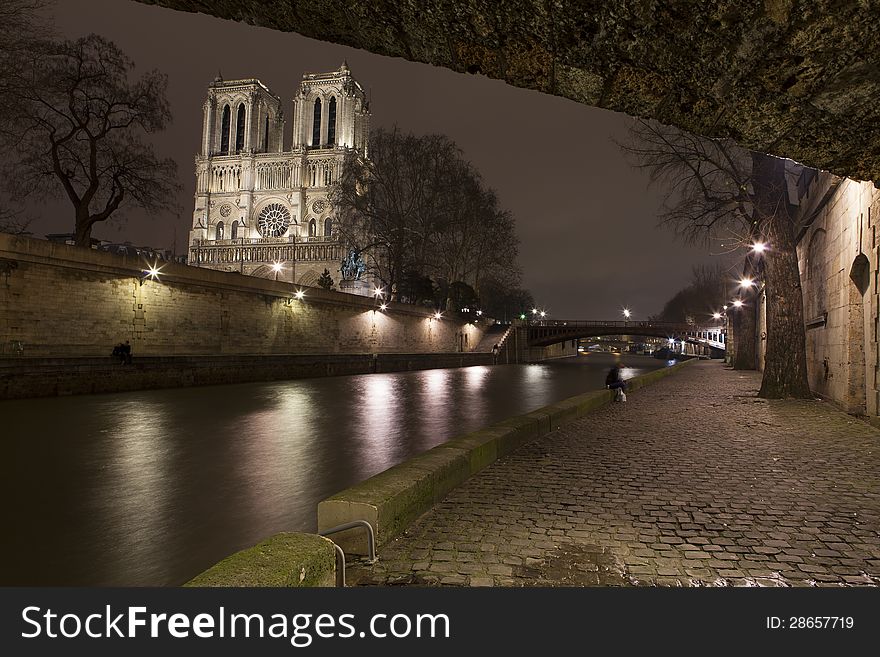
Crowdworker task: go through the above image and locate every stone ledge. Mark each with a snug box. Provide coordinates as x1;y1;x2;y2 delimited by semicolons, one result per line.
0;352;495;399
184;532;337;587
317;357;695;554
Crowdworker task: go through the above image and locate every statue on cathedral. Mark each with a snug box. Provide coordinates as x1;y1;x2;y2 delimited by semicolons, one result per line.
340;248;366;281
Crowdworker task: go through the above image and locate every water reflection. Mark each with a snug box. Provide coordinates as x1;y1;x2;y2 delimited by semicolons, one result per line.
354;374;406;476
97;399;173;583
4;353;669;586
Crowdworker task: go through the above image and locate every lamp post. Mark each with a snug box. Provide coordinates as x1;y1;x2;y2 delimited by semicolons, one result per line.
271;261;283;282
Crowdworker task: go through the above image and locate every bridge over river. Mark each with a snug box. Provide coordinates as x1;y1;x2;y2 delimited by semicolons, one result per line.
497;319;727;362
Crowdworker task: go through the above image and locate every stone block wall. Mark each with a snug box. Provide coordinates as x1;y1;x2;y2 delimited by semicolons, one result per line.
796;178;879;416
0;234;488;359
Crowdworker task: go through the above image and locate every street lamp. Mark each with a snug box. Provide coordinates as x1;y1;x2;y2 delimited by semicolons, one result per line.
622;308;631;319
294;289;305;300
739;277;754;288
271;261;284;282
732;299;744;308
140;264;163;286
373;286;384;299
751;242;768;253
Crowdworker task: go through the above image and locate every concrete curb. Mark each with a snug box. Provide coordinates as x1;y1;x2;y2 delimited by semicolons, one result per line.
318;358;696;554
184;532;337;587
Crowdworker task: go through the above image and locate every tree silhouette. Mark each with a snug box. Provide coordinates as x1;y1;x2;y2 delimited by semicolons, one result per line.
620;119;810;399
330;126;522;308
4;33;180;246
317;268;335;290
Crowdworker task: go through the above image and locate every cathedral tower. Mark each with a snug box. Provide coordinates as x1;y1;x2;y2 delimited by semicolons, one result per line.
189;64;370;287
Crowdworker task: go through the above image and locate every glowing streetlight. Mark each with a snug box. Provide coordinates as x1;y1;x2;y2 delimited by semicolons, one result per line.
531;308;538;315
540;311;546;318
294;289;305;300
622;308;631;319
475;310;482;316
271;261;284;282
140;263;163;286
739;277;754;288
751;242;767;253
434;311;443;320
732;299;744;308
713;312;722;320
519;313;526;320
379;303;388;311
373;286;384;298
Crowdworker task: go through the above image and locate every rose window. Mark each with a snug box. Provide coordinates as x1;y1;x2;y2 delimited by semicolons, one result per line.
257;203;291;237
219;203;232;218
312;199;327;214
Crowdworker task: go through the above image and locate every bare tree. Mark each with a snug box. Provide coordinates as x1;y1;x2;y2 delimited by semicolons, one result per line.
331;127;437;294
620;119;810;398
4;33;180;246
654;264;726;324
0;1;51;234
331;126;523;308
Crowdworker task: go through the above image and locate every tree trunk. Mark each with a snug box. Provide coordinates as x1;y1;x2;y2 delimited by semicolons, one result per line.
74;211;93;248
752;154;812;399
731;290;757;370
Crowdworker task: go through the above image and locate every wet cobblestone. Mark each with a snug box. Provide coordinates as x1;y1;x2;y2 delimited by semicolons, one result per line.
349;361;880;587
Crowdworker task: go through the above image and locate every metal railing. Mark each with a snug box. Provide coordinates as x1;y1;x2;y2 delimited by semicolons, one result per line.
318;520;377;588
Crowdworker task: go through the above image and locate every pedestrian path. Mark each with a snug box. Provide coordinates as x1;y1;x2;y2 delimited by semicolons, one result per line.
349;361;880;587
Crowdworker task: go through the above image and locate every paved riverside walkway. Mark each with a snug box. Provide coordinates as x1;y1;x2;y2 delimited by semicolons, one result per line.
349;361;880;587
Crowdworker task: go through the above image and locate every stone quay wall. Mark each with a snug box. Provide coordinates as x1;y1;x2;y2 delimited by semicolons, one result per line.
792;178;879;416
0;234;488;359
0;234;495;397
0;352;495;399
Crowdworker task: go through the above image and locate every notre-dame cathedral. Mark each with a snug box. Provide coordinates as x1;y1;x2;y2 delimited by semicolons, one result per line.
188;63;370;286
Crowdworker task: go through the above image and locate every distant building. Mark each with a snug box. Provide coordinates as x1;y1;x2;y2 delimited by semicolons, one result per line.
45;233;101;248
188;63;370;287
99;242;175;262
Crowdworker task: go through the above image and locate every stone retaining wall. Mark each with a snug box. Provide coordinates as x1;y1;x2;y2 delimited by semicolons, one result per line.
0;352;494;399
0;234;487;359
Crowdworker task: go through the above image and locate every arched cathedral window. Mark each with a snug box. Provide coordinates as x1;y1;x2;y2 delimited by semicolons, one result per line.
235;104;246;153
312;98;322;148
216;221;224;241
220;105;231;154
328;97;337;146
324;218;332;237
263;114;269;152
309;218;317;237
231;221;238;239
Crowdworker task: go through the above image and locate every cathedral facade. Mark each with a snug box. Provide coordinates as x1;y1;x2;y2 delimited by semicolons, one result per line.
188;64;369;286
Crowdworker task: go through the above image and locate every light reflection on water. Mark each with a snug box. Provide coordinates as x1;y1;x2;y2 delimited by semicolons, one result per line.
4;353;669;586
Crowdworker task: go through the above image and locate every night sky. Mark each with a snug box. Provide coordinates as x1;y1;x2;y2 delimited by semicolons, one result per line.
35;0;715;318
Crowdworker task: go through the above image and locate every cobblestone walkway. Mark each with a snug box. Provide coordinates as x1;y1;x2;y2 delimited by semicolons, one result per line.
349;361;880;587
